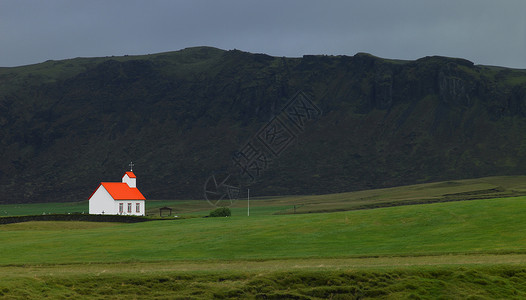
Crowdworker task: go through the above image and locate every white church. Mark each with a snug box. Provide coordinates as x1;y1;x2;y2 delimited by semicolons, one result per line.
88;167;146;216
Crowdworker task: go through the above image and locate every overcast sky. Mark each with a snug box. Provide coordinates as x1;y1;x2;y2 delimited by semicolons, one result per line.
1;0;525;68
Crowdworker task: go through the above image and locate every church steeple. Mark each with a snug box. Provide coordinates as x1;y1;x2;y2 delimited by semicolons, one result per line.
122;162;137;188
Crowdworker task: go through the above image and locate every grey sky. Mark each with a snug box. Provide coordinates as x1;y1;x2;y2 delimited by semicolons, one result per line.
1;0;525;68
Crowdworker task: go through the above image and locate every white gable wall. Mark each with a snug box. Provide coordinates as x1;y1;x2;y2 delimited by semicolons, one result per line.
88;186;118;215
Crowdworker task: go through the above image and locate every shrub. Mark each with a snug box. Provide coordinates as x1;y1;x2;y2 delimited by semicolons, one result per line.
209;207;231;217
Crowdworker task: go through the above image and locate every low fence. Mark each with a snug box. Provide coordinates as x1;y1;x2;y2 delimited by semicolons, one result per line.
0;213;154;225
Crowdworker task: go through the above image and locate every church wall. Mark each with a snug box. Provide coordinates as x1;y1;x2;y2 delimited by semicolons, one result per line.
88;186;117;215
114;200;145;216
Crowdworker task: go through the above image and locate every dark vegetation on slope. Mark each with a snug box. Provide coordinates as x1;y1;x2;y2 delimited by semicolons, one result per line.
1;47;526;203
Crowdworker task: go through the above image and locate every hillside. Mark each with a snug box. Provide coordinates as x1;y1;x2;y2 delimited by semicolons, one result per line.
1;47;526;203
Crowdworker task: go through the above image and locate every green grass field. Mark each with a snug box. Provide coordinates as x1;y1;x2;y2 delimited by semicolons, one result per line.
2;196;526;265
3;178;526;298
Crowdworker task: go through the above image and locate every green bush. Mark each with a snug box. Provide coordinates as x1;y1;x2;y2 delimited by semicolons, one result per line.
209;207;231;217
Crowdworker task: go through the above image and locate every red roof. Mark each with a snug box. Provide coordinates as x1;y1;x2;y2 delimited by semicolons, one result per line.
100;182;145;200
123;172;136;179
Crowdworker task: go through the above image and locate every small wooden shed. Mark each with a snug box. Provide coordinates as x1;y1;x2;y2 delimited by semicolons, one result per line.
159;206;173;217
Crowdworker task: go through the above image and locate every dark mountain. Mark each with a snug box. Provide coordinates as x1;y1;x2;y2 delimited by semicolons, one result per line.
1;47;526;204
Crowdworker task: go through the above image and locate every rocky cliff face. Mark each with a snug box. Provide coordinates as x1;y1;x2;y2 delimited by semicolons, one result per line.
1;47;526;203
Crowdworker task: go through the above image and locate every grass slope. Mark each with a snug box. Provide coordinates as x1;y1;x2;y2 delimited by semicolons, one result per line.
2;196;526;265
241;175;526;214
0;201;89;216
5;188;526;299
3;195;526;298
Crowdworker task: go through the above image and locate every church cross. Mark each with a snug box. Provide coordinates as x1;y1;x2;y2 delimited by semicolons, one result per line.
129;161;134;172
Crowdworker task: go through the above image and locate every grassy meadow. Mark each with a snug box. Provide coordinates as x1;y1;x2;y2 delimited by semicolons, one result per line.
3;196;526;265
3;177;526;298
